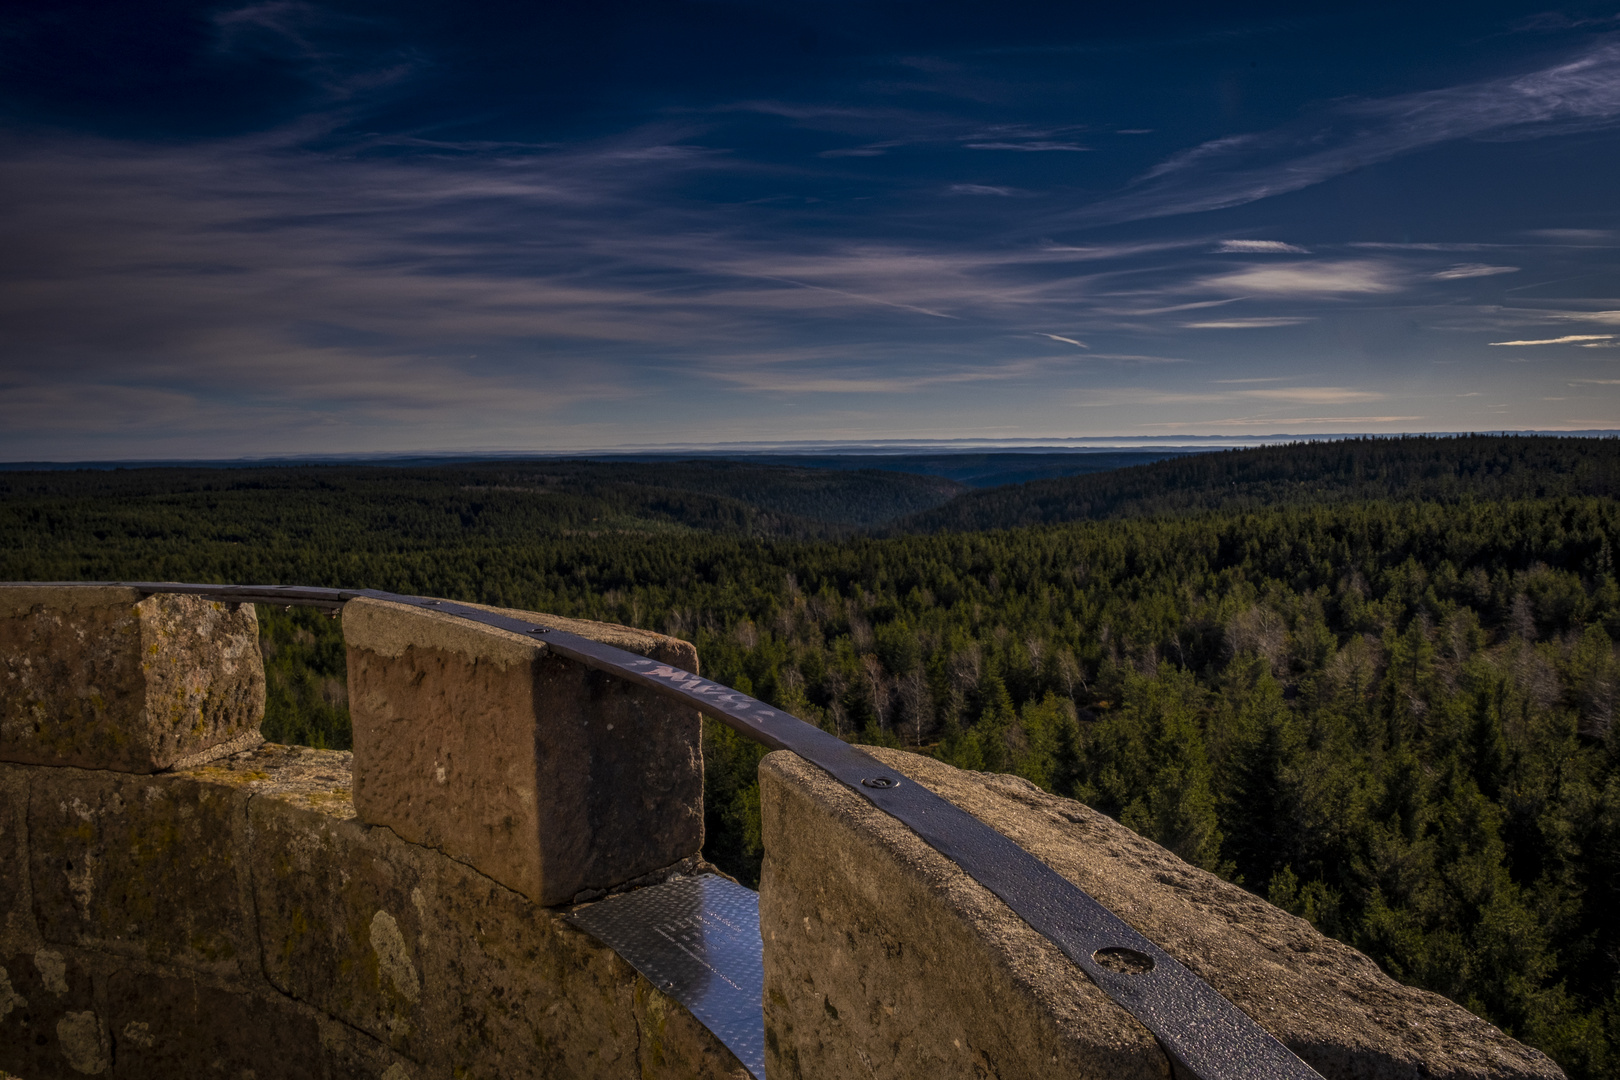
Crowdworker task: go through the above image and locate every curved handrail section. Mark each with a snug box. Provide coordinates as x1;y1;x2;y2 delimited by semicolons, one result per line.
21;581;1323;1080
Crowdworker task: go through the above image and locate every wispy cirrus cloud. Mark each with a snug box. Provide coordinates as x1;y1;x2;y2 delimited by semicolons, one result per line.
1184;317;1314;329
1216;240;1309;254
706;369;1014;394
948;183;1019;196
8;117;1259;453
1549;309;1620;325
1200;260;1399;296
1526;228;1618;242
1238;387;1384;404
965;141;1090;151
1163;415;1425;427
1434;264;1520;279
1349;242;1497;251
1078;39;1620;224
1074;384;1383;409
1490;334;1616;345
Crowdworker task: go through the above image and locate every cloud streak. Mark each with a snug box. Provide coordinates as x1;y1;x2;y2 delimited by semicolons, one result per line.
1184;317;1314;329
1199;261;1400;296
1490;334;1616;345
1080;39;1620;224
1434;264;1520;279
1216;240;1309;254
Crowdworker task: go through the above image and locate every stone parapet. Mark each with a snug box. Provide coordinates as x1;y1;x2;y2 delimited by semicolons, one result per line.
0;582;1574;1080
758;746;1565;1080
343;597;704;906
0;745;748;1080
0;585;265;773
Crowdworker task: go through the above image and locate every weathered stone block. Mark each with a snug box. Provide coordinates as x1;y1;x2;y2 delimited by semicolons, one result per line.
315;1014;417;1080
28;768;253;979
0;764;34;954
343;597;703;906
0;586;265;773
0;947;102;1079
105;969;322;1080
759;747;1565;1080
248;796;431;1057
414;850;643;1078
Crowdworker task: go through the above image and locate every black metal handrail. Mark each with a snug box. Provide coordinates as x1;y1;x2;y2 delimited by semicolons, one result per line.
21;581;1323;1080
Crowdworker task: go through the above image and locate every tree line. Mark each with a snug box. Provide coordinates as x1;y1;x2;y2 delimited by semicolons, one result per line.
893;434;1620;533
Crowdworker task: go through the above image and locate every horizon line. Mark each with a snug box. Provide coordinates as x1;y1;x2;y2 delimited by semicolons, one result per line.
3;429;1617;471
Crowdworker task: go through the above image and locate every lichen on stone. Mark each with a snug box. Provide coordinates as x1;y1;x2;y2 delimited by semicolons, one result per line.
369;910;421;1005
56;1010;109;1074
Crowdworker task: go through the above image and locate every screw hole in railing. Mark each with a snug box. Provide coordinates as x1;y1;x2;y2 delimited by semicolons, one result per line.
1092;947;1155;975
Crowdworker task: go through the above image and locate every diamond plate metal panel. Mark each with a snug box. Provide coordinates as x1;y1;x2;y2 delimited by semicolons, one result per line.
569;875;765;1080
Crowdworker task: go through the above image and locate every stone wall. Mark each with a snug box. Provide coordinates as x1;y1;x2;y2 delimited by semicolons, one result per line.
0;586;743;1080
0;585;1572;1080
0;745;746;1080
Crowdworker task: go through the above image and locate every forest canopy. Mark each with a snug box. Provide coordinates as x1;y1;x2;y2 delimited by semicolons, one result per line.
3;435;1618;1078
894;434;1620;533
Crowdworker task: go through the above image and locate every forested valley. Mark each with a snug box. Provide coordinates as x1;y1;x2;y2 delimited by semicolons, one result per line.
4;435;1619;1077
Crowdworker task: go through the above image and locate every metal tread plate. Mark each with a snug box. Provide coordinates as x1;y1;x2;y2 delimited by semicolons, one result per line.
569;875;766;1080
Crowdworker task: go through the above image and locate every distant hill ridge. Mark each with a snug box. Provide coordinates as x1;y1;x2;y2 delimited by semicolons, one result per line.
890;434;1620;534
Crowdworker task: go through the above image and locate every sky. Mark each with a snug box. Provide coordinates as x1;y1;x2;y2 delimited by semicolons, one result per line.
3;1;1620;460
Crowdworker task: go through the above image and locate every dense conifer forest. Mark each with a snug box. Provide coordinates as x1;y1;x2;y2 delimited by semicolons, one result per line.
4;435;1618;1077
895;434;1620;533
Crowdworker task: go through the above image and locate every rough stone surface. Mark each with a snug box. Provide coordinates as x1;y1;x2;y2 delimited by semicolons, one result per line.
241;746;748;1079
0;765;34;953
472;601;699;674
4;742;748;1079
344;597;703;905
760;747;1566;1080
105;969;323;1080
0;586;265;773
249;791;433;1057
315;1015;417;1080
759;750;1165;1080
28;767;254;979
0;947;99;1079
180;742;358;821
415;849;644;1077
56;1007;110;1075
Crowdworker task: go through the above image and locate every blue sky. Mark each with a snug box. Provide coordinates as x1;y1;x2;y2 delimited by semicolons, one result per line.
3;1;1620;459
